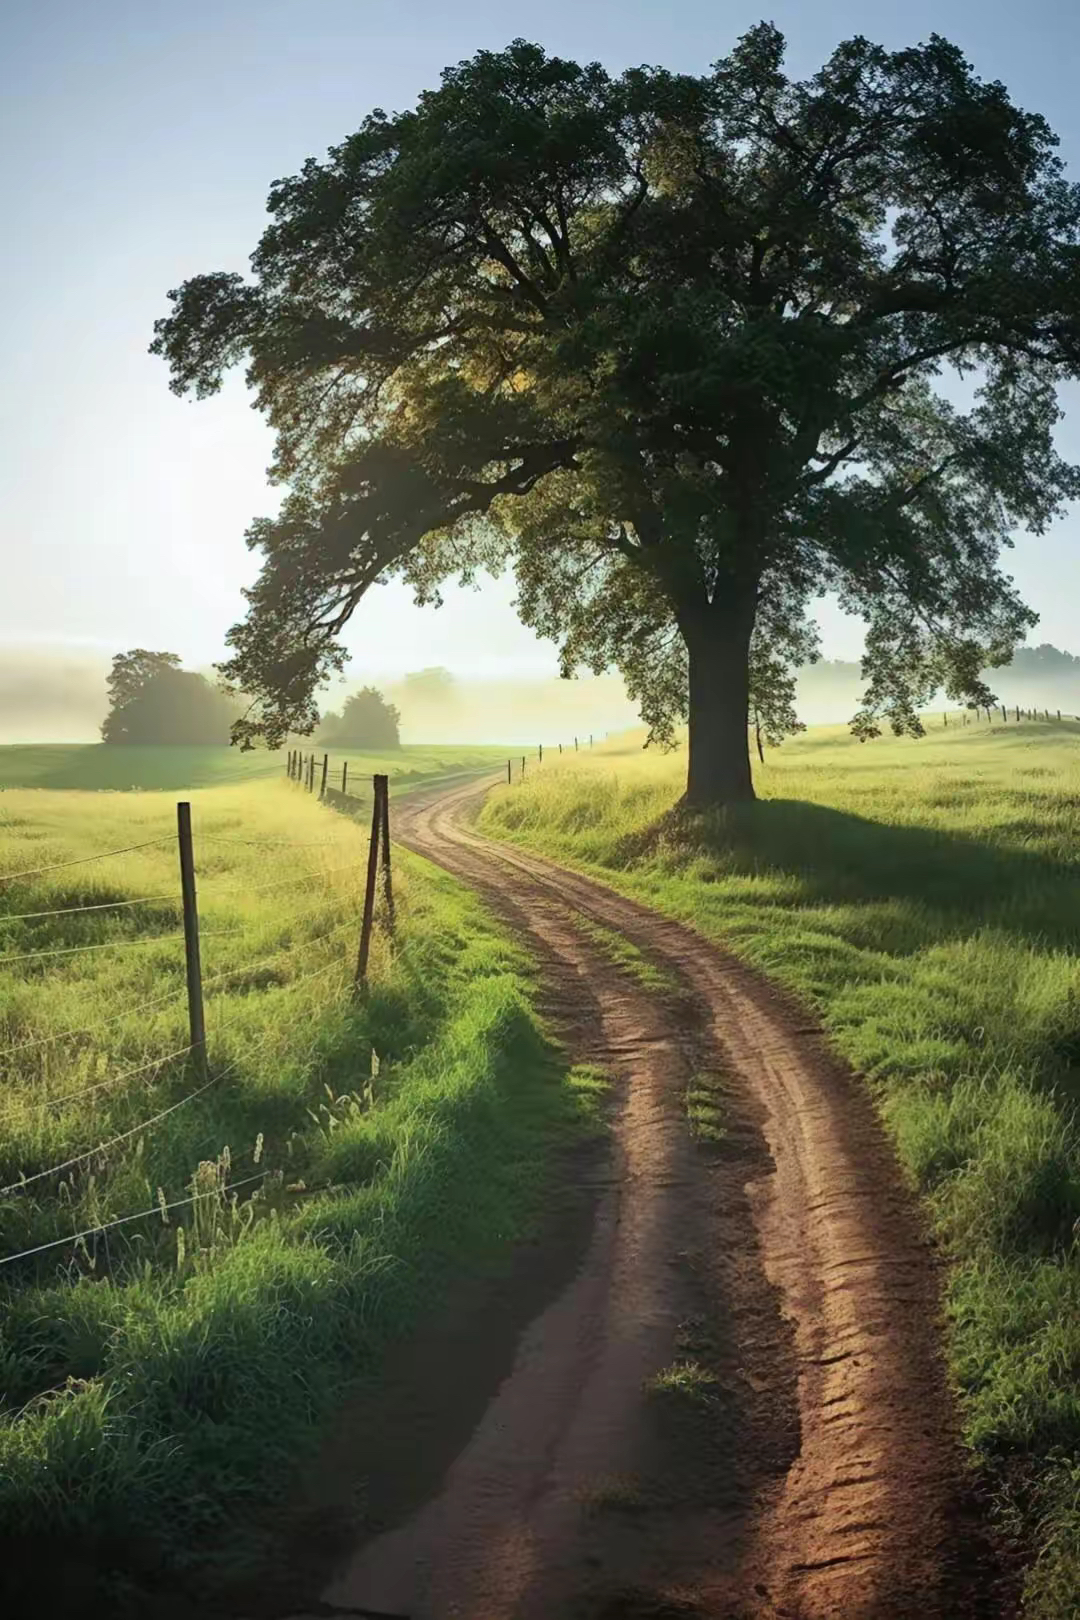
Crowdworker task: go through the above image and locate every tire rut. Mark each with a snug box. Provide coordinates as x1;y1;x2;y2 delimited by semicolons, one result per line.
321;774;1003;1620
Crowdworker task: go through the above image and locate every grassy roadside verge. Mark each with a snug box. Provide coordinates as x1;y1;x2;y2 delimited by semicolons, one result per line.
0;783;596;1612
479;722;1080;1615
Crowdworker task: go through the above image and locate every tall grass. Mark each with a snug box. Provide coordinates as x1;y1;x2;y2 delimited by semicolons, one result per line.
0;780;590;1609
480;717;1080;1615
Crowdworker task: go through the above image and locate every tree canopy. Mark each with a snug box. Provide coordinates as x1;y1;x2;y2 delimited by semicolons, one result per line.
101;650;240;746
318;686;401;748
152;25;1080;803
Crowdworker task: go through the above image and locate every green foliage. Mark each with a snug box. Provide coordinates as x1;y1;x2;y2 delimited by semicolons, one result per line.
318;685;400;749
153;30;1080;802
478;719;1080;1609
101;649;240;747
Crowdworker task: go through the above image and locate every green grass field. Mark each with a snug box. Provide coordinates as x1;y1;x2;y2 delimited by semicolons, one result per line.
0;777;595;1610
0;740;508;793
480;715;1080;1615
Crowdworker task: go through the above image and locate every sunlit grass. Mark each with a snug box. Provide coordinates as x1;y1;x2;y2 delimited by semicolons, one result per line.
0;739;509;792
0;777;586;1603
480;714;1080;1613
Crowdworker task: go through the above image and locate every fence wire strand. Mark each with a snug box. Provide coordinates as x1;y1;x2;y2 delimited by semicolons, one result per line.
0;984;188;1060
208;858;367;900
0;838;174;886
0;1044;196;1124
0;1071;220;1198
196;832;346;849
0;1171;269;1268
201;915;356;996
2;929;239;968
0;891;180;926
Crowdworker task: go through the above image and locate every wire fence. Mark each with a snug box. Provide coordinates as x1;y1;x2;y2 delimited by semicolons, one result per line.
0;778;394;1272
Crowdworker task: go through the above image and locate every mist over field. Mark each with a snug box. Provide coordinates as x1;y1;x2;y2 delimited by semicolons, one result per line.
0;648;110;742
3;644;1079;747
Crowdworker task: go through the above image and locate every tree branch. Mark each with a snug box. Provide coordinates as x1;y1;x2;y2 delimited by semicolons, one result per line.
875;453;962;514
479;220;550;313
804;435;861;485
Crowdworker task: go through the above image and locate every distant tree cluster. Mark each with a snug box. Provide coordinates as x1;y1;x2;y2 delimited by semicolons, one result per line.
1011;643;1080;674
318;686;400;749
101;650;240;745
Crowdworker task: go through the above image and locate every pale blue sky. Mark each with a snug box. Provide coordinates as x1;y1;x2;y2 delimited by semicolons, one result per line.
1;0;1077;682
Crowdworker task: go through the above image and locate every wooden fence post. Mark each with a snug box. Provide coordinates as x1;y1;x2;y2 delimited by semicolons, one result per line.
355;779;382;988
320;753;329;798
176;803;208;1083
378;775;394;935
574;736;578;751
1001;706;1007;723
559;742;562;754
342;760;348;795
521;755;526;779
539;743;543;763
507;759;511;785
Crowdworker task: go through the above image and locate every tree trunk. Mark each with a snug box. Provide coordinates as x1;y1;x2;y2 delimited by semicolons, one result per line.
680;594;757;808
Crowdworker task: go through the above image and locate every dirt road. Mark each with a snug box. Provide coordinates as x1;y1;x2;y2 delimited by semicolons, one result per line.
321;774;1001;1620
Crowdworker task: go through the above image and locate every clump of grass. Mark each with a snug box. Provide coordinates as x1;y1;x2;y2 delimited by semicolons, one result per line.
685;1072;727;1146
479;720;1080;1611
646;1359;719;1405
567;913;680;993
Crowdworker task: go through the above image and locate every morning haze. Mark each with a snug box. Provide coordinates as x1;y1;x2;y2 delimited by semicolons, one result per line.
2;0;1078;714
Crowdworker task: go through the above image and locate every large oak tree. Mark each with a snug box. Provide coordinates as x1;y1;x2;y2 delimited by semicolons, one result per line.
152;26;1080;804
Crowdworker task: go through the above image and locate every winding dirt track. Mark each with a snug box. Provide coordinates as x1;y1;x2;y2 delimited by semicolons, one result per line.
322;774;1001;1620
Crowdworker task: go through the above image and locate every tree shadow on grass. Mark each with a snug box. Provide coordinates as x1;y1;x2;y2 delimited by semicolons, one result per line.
625;796;1080;958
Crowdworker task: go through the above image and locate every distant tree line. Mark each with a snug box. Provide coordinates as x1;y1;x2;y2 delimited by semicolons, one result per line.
797;643;1080;724
100;650;408;749
317;687;400;749
101;651;241;745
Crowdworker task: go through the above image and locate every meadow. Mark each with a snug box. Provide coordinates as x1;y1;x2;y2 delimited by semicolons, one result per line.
0;740;508;792
0;770;592;1610
480;715;1080;1615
